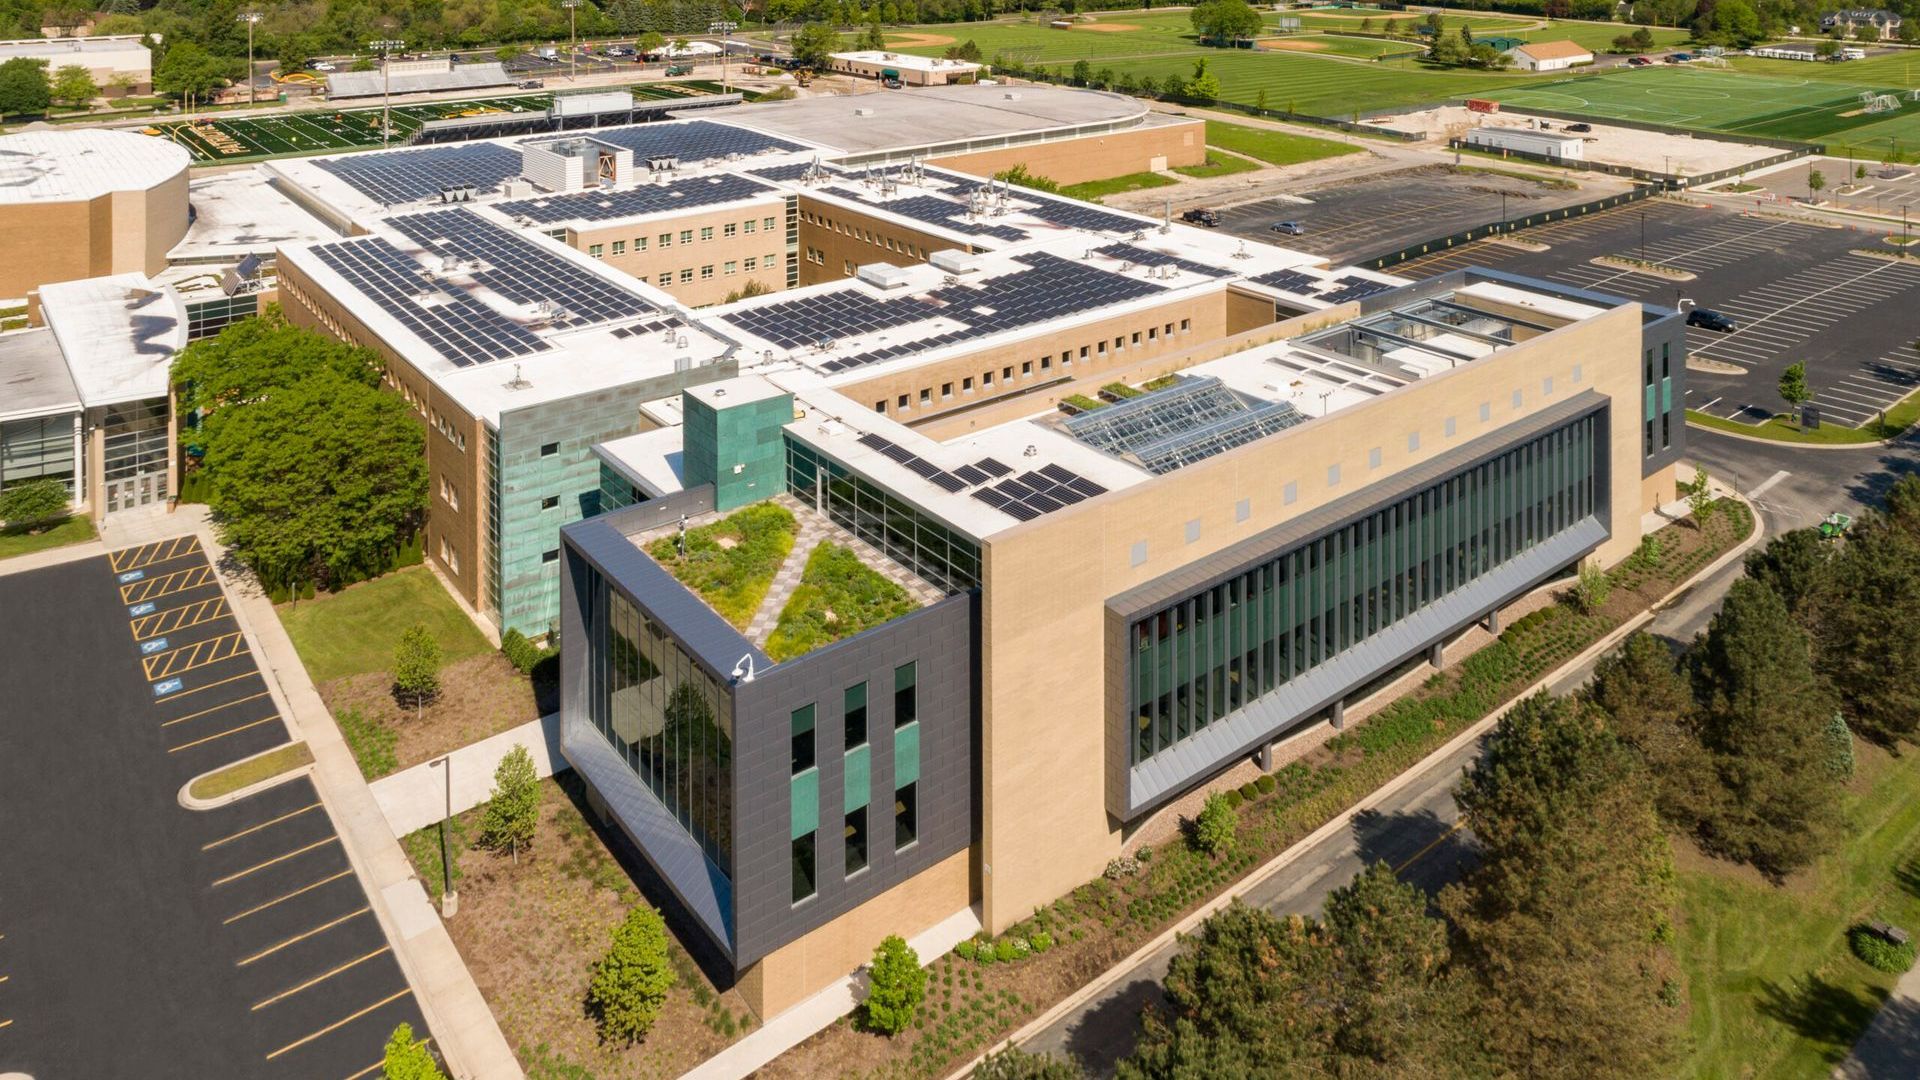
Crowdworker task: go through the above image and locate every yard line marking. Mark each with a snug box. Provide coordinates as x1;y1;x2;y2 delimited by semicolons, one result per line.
1748;471;1791;499
203;803;323;850
224;869;354;924
1394;820;1468;874
167;715;278;754
252;946;391;1010
162;691;270;728
237;906;368;967
153;670;258;705
213;836;339;887
264;987;412;1060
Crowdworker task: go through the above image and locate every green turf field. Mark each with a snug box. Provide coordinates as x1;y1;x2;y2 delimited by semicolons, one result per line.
1054;47;1533;117
1261;33;1421;60
1487;66;1920;158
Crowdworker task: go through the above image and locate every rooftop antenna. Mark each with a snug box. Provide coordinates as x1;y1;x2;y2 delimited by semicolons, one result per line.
1232;241;1252;260
505;363;531;390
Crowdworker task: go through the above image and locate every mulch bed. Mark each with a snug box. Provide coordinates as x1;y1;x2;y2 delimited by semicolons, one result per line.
320;653;554;773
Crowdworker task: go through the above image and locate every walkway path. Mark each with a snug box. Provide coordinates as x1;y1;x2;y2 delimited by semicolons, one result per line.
370;714;564;837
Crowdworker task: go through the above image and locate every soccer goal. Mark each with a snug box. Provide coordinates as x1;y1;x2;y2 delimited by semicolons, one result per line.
1866;94;1901;114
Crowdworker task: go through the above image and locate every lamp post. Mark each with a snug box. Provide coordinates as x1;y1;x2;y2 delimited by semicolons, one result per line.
237;12;262;105
429;755;457;916
562;0;580;82
369;38;405;148
710;20;738;93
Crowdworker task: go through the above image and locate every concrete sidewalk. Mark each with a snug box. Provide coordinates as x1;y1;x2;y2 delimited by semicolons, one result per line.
1836;960;1920;1078
370;714;565;837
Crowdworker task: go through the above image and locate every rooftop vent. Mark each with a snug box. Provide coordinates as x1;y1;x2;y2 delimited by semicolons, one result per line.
853;106;875;117
857;263;914;290
929;249;981;275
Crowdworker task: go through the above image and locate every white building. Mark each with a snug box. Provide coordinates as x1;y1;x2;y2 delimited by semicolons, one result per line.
0;35;150;94
1463;126;1586;161
827;51;984;86
1505;40;1595;72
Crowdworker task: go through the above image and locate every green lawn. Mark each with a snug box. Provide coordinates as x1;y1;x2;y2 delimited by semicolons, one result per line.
0;515;94;561
1260;33;1421;60
1678;739;1920;1076
1061;170;1179;201
278;565;491;684
1173;149;1264;178
1204;119;1359;166
1687;388;1920;443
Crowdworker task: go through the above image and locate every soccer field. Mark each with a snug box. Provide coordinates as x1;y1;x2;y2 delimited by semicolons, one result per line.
1488;67;1920;158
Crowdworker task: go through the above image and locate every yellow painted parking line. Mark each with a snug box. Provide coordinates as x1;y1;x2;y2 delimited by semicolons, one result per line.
0;1018;11;1030
266;988;411;1061
144;631;249;679
203;802;322;850
167;714;278;754
238;907;368;967
1394;820;1468;874
153;670;258;705
120;564;214;604
252;946;390;1010
212;836;339;888
131;597;230;641
343;1038;430;1080
160;690;270;729
110;536;201;573
224;869;354;924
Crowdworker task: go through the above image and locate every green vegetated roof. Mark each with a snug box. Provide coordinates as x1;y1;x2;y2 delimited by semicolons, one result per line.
766;542;921;662
647;503;797;629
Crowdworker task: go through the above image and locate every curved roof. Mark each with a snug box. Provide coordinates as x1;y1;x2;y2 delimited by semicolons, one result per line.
0;128;190;204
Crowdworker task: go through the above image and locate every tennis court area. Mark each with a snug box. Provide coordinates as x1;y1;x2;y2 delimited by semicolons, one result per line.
1489;66;1920;158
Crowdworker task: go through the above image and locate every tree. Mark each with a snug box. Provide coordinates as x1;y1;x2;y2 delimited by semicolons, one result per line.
1816;38;1842;59
1858;162;1870;182
864;934;927;1035
1691;579;1846;876
974;1047;1085;1079
1808;167;1827;199
1587;633;1718;830
788;22;841;70
1697;0;1763;45
0;57;49;120
1189;0;1264;43
1856;21;1880;43
172;308;382;435
392;624;443;719
1439;693;1682;1079
945;39;983;62
1744;528;1832;618
1187;68;1221;102
1685;466;1716;528
1810;505;1920;744
858;19;886;51
1428;30;1468;66
0;479;71;532
1071;58;1092;85
154;42;228;106
381;1022;446;1080
50;64;97;109
1571;563;1611;614
1192;792;1235;857
1825;713;1856;780
636;30;665;58
1779;361;1812;424
587;904;677;1043
480;744;540;863
1467;43;1512;69
994;163;1059;193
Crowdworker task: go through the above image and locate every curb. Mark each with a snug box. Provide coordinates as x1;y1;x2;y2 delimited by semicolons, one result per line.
940;491;1763;1080
1686;414;1917;451
178;742;316;810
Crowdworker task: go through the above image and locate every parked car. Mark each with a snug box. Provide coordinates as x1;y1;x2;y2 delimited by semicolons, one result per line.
1626;55;1653;66
1686;308;1736;332
517;79;545;89
310;61;336;72
1665;52;1691;63
1181;208;1220;227
1820;512;1854;540
666;63;694;76
1270;221;1305;235
1566;122;1593;133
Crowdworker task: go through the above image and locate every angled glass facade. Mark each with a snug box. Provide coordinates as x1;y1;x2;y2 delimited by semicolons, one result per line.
1127;412;1600;767
785;438;981;593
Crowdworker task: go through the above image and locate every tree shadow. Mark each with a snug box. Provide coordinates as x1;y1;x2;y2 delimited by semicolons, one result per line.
1060;972;1165;1079
1350;807;1478;901
1837;991;1920;1078
1844;448;1920;512
1756;973;1889;1063
1896;856;1920;902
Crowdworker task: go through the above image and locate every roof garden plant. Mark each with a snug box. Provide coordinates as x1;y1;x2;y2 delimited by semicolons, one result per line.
647;503;797;628
766;542;919;661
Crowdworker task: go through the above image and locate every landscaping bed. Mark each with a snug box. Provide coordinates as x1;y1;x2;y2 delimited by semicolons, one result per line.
1203;119;1359;167
647;503;797;628
1059;170;1178;202
323;652;547;778
760;502;1755;1079
406;773;757;1078
767;542;919;662
1172;149;1262;178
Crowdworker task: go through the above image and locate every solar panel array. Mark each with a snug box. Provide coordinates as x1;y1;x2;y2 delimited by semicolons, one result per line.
577;120;805;162
1250;268;1397;306
942;176;1146;234
314;143;525;206
728;253;1167;372
386;209;654;329
497;173;776;224
309;237;548;366
1322;276;1397;304
1095;243;1231;279
1065;376;1308;475
1249;268;1325;296
970;463;1108;523
820;189;1028;243
749;161;832;182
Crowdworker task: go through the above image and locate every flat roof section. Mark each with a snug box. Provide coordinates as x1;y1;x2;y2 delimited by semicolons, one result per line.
0;327;78;422
39;273;187;408
829;51;983;74
0;128;188;203
169;168;341;262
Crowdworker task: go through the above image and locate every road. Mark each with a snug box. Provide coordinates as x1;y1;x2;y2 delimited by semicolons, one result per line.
1018;428;1913;1076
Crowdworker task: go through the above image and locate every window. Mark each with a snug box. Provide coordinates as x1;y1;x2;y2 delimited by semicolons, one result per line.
767;252;778;267
700;265;714;280
1002;366;1012;382
744;256;757;271
1114;336;1125;351
894;663;917;727
588;243;603;257
700;226;714;241
845;807;868;877
724;223;737;238
679;229;693;244
724;260;737;275
611;240;626;256
919;388;931;404
1078;346;1089;360
744;218;757;233
658;272;672;287
539;442;559;457
1148;326;1158;341
1097;341;1108;356
844;260;855;276
792;831;816;903
1041;356;1052;371
540;495;559;510
895;783;917;850
941;382;953;399
1662;411;1671;449
680;268;694;283
658;232;672;248
962;376;974;392
764;216;777;230
1180;319;1191;332
437;536;460;574
791;704;816;775
897;393;909;409
845;682;869;749
874;400;886;413
439;475;459;510
634;236;648;251
982;371;993;387
542;549;558;564
1021;361;1033;376
1661;343;1670;378
1131;331;1141;346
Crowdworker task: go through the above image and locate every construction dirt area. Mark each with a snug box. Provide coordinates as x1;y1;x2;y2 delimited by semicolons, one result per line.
1374;105;1787;177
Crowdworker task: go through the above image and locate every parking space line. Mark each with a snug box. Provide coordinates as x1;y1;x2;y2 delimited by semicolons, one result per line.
166;714;278;754
203;802;323;850
110;536;202;573
236;906;368;967
265;988;411;1061
224;869;355;924
120;565;214;604
252;946;391;1011
161;691;270;729
143;631;250;680
130;597;230;641
212;837;340;888
343;1038;431;1080
0;1018;11;1030
153;670;257;705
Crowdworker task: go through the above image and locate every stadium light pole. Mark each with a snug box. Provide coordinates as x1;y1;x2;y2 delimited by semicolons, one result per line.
563;0;580;82
710;20;738;94
237;12;262;106
369;38;405;148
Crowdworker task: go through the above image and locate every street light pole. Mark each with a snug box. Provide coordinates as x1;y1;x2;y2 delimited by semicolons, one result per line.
710;20;738;93
237;12;262;106
563;0;580;82
369;38;405;148
430;755;456;917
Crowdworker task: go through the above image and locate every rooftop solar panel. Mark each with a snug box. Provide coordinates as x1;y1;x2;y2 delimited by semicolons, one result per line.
497;173;777;224
1095;243;1231;280
976;458;1011;478
309;235;548;366
385;208;655;330
315;143;524;206
1250;268;1324;296
574;120;806;162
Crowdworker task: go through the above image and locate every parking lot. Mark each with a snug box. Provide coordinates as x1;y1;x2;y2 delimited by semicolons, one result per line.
1212;164;1628;265
1736;156;1920;221
1395;200;1920;428
0;540;426;1078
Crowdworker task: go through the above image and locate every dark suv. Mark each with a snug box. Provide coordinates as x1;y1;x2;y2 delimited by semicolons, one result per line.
1686;308;1737;332
1181;208;1220;227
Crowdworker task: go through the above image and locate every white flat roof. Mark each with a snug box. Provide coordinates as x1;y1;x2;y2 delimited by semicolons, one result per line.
39;273;187;408
596;427;686;497
0;327;78;422
830;51;983;73
707;84;1149;158
0;128;188;204
170;166;340;261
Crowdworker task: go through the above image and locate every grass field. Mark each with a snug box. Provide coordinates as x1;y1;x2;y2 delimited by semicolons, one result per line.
1205;119;1359;165
1489;65;1920;158
1260;33;1420;60
278;565;492;683
0;515;93;561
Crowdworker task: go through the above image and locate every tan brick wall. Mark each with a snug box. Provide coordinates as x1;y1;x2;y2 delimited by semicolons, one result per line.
0;167;187;298
929;119;1205;186
565;201;789;307
737;848;972;1019
795;198;958;288
973;300;1649;931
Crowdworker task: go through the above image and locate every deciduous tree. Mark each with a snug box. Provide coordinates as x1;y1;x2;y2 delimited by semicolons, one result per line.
1779;361;1812;425
1189;0;1264;44
480;744;540;862
0;57;49;120
381;1022;446;1080
50;64;97;108
392;623;442;720
788;21;841;69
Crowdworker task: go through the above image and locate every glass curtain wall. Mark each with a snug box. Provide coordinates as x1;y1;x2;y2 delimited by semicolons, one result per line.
786;438;981;593
0;415;77;494
1127;414;1599;767
589;583;736;873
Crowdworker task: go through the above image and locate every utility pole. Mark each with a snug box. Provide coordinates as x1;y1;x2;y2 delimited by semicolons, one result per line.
710;20;738;93
430;756;457;917
369;38;405;148
563;0;580;82
237;11;262;106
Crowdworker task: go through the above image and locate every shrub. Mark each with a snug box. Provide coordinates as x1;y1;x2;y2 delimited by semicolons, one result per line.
587;904;677;1043
1137;844;1153;863
1030;931;1054;953
0;477;70;531
973;1046;1084;1079
994;939;1021;963
1193;792;1237;857
1850;926;1916;973
1255;774;1276;795
865;934;927;1035
501;628;554;674
1237;781;1259;801
382;1021;447;1079
976;944;997;965
954;939;977;961
391;623;442;719
1572;563;1612;615
1103;855;1139;880
1223;789;1244;811
1061;393;1105;413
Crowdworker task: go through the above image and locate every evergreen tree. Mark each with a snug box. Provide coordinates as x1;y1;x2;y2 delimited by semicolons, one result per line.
480;744;541;863
1742;528;1831;619
973;1047;1085;1079
1824;713;1856;780
587;904;677;1042
864;934;926;1035
1691;579;1845;875
1811;511;1920;744
1587;633;1717;831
